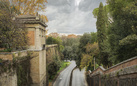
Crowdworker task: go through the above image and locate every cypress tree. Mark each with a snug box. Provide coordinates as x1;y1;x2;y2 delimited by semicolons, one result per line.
96;2;106;52
96;2;110;67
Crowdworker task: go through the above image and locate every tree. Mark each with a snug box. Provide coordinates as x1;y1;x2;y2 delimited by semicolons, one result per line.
79;33;92;53
62;37;79;60
80;42;99;70
2;0;48;22
96;2;109;66
91;32;97;43
0;1;28;50
76;33;98;68
107;0;137;64
9;0;47;14
46;37;64;52
63;46;72;60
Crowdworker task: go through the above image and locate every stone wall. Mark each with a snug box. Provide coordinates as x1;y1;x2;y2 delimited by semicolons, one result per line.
0;51;32;86
0;71;17;86
87;56;137;86
46;44;59;64
0;50;46;86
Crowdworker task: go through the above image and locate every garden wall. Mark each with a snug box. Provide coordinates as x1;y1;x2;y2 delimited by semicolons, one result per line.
0;51;35;86
87;56;137;86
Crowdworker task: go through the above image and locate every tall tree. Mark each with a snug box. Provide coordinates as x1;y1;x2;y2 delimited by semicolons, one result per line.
96;2;109;66
96;2;106;52
107;0;137;64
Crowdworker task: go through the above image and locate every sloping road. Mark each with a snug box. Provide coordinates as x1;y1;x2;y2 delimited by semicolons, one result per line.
53;61;76;86
72;68;88;86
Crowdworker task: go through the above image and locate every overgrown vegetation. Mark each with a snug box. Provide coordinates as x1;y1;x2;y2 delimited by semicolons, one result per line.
0;52;34;86
47;55;61;80
57;61;70;73
16;56;32;86
0;1;28;50
76;32;99;70
81;0;137;70
0;0;48;51
62;37;80;60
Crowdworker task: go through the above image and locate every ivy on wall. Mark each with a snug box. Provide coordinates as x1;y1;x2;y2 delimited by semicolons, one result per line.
0;51;36;86
16;55;32;86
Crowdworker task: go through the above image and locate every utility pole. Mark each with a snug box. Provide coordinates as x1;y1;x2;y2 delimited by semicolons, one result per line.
94;57;95;70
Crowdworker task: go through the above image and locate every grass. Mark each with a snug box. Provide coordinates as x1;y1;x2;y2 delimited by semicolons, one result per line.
57;61;70;73
0;48;12;52
48;61;70;86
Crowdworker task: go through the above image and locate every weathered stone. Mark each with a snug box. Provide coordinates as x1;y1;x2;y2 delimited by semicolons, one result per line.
87;56;137;86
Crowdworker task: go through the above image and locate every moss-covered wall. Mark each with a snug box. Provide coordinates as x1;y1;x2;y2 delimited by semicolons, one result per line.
87;57;137;86
46;45;59;64
0;52;33;86
16;55;32;86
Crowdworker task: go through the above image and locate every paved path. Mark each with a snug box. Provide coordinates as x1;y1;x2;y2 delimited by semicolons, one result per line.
53;61;76;86
72;68;88;86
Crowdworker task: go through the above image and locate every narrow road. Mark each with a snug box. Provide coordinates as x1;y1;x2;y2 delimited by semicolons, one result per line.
72;68;88;86
53;61;76;86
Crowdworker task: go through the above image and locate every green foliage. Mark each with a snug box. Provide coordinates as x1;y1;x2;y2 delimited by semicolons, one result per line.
76;33;99;70
15;55;32;86
107;0;137;64
96;2;106;52
46;37;64;52
92;5;109;20
47;55;61;80
119;34;137;45
62;38;79;60
47;61;60;80
0;55;32;86
0;1;28;50
46;37;62;45
96;2;111;67
79;33;92;52
91;32;97;43
57;61;70;73
92;8;99;18
80;54;93;70
0;48;12;52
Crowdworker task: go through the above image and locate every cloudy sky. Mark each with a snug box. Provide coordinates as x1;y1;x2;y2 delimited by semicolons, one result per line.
41;0;106;35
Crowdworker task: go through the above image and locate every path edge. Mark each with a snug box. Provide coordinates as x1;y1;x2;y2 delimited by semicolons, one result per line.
69;66;77;86
52;62;71;86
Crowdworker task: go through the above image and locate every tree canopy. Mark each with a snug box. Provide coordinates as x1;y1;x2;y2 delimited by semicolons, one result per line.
0;1;28;50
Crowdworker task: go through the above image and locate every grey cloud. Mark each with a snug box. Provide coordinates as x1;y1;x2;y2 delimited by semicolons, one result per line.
79;0;106;11
47;0;69;6
42;0;106;35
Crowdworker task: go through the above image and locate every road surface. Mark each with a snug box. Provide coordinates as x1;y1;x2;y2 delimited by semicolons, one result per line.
53;61;76;86
72;68;88;86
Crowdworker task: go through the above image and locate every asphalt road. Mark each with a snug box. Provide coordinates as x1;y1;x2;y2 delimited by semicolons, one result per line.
53;61;76;86
72;68;88;86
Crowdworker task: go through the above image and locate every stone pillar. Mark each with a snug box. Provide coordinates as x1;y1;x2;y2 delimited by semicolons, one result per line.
35;27;41;50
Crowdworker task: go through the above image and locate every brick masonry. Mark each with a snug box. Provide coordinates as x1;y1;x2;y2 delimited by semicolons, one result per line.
28;31;35;45
87;56;137;86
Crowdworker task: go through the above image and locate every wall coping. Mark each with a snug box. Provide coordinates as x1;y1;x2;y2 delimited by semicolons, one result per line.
15;14;48;27
90;66;105;76
0;49;43;55
105;56;137;71
46;44;58;48
90;56;137;76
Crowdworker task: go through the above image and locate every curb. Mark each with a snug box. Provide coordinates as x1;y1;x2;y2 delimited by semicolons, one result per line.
52;63;70;86
69;66;77;86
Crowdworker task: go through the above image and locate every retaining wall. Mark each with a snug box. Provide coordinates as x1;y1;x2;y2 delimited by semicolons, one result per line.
87;56;137;86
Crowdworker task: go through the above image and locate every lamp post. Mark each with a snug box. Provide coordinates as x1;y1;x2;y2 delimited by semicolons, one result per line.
94;57;95;70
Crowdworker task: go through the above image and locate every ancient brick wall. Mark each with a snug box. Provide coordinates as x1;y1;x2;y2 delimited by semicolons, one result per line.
87;56;137;86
